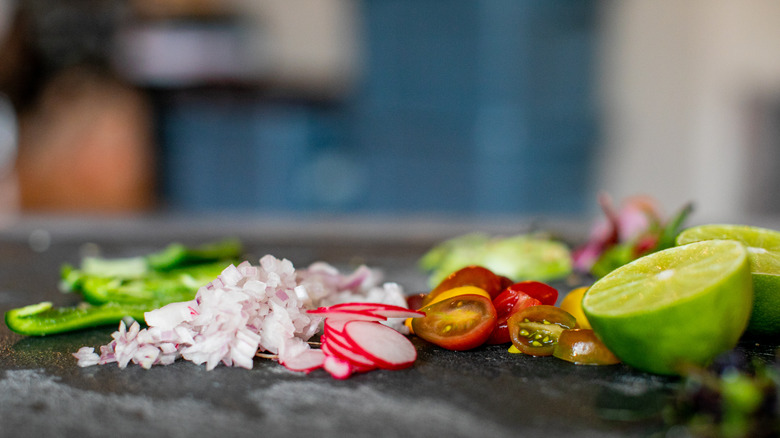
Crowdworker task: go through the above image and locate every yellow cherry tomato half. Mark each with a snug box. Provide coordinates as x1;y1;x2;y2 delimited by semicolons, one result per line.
426;286;491;306
559;286;591;329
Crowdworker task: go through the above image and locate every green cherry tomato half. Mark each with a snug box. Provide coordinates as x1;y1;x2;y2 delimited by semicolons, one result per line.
422;266;505;307
412;294;497;351
508;305;577;356
552;329;621;365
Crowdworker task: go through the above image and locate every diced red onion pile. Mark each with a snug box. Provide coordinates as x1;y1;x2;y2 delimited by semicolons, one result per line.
73;255;413;374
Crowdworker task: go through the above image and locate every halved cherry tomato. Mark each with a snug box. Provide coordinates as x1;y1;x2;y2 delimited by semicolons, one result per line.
485;281;557;345
422;266;504;306
405;287;490;335
508;305;577;356
502;281;559;307
559;286;591;329
552;329;621;365
427;286;492;306
412;294;497;351
486;291;541;345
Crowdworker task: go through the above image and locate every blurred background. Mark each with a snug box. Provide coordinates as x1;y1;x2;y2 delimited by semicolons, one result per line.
0;0;778;224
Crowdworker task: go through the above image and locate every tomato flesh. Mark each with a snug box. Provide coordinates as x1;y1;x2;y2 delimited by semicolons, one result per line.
508;305;577;356
486;291;541;345
423;266;504;306
485;281;557;345
501;281;559;307
553;329;621;365
412;294;497;351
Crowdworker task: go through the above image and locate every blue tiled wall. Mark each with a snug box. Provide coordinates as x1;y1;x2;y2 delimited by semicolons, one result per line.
158;0;598;215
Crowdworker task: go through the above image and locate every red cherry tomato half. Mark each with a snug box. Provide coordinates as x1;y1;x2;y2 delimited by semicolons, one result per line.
422;266;504;306
553;329;621;365
412;294;497;351
492;288;523;316
508;305;577;356
486;291;541;345
503;281;559;306
484;281;557;345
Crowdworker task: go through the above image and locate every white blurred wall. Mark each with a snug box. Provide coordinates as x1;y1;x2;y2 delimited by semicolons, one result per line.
596;0;780;222
231;0;361;97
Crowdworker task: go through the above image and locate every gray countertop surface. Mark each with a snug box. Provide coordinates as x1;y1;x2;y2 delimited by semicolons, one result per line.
0;215;774;437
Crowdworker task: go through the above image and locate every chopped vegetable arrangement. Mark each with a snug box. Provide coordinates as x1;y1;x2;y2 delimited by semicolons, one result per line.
5;193;780;433
405;265;620;366
71;255;412;373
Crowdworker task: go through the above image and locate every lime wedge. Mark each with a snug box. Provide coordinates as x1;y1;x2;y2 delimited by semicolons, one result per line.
582;240;752;375
676;224;780;335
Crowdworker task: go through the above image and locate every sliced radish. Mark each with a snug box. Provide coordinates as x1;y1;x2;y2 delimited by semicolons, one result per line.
324;330;378;370
294;302;421;379
324;318;349;334
342;321;417;370
323;355;354;379
307;307;387;322
322;329;347;347
279;348;325;373
328;302;425;319
323;333;377;369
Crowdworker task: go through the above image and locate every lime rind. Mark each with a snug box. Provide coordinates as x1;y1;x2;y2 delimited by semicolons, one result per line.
750;273;780;334
583;240;749;317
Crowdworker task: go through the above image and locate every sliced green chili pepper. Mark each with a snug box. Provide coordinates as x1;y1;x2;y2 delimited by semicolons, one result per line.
60;239;243;305
145;238;243;271
66;260;232;305
5;239;244;336
4;301;159;336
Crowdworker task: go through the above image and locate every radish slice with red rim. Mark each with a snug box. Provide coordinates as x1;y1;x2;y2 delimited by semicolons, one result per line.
307;308;387;322
324;318;349;335
323;355;355;379
280;348;325;373
342;321;417;370
323;323;351;345
324;328;378;369
323;333;377;369
327;302;425;319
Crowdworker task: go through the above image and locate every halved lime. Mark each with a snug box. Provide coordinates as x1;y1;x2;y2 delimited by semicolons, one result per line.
676;224;780;335
582;240;752;375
